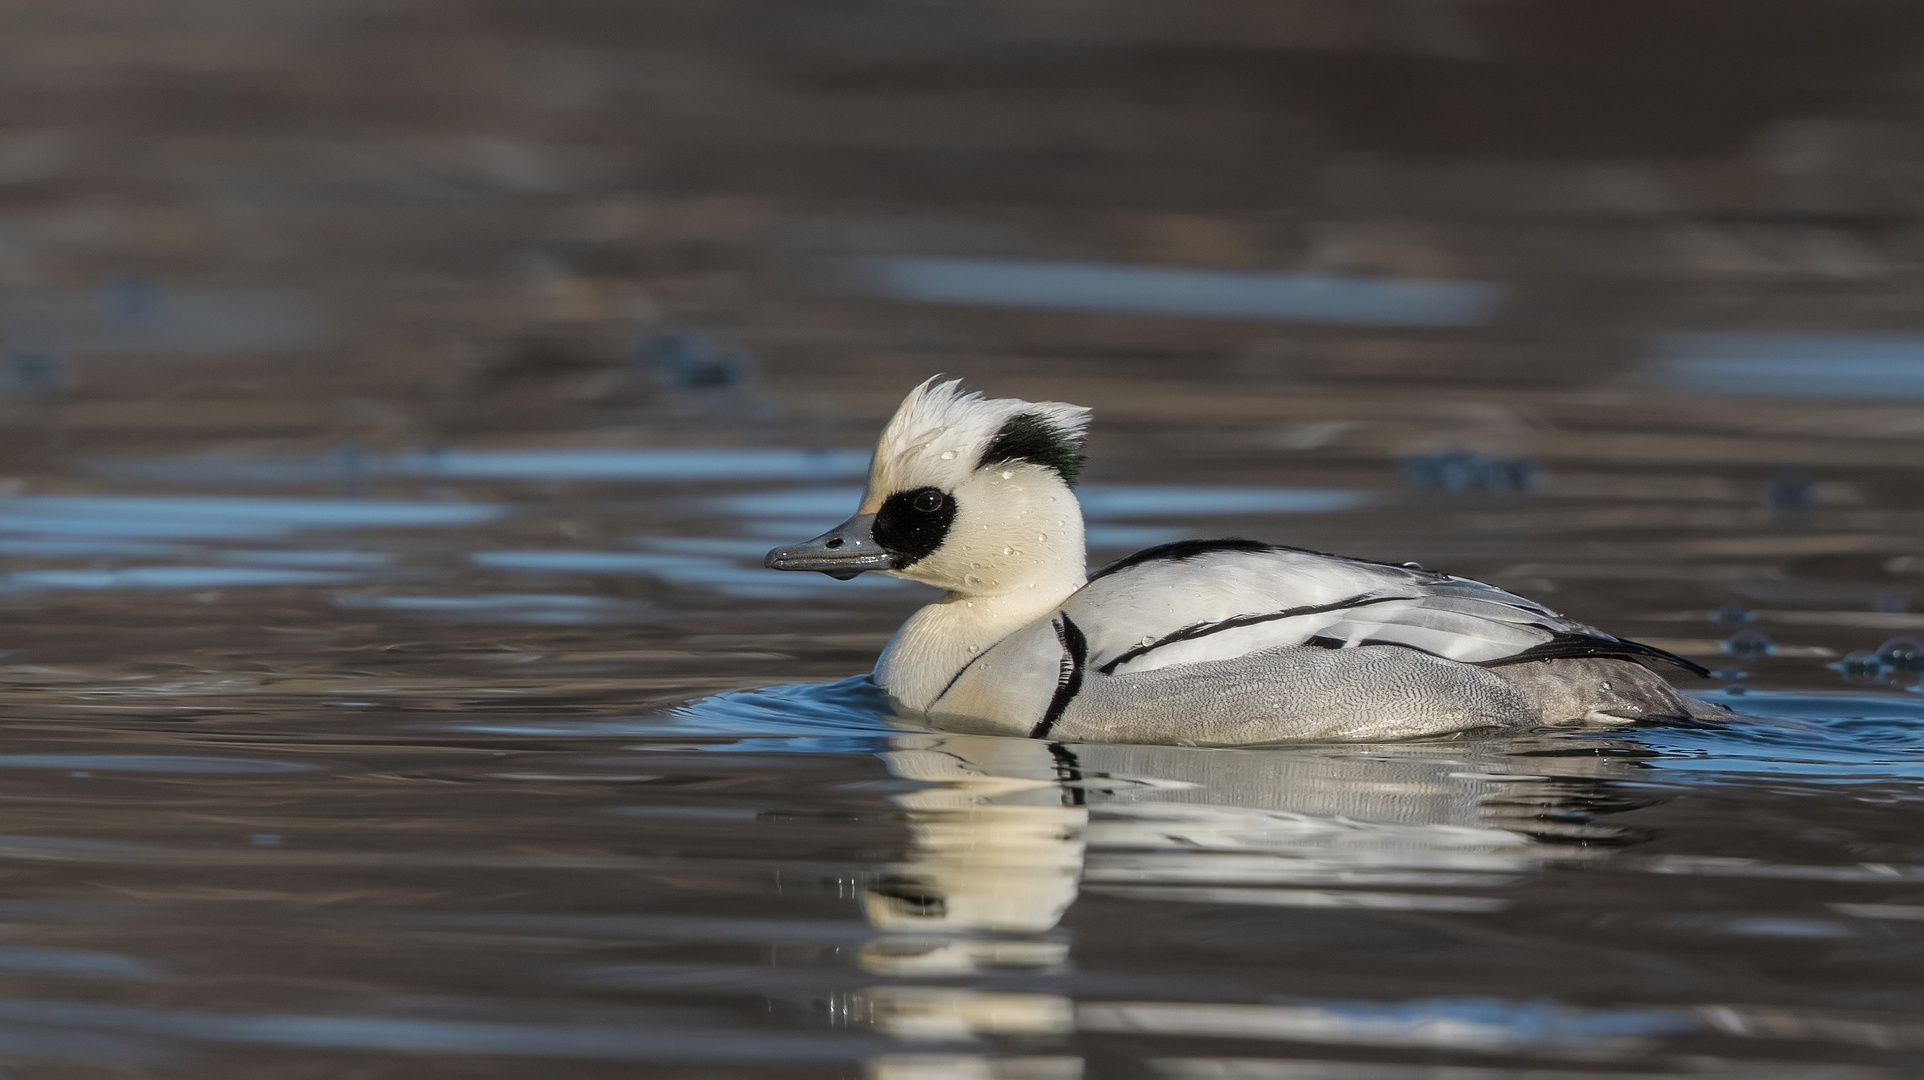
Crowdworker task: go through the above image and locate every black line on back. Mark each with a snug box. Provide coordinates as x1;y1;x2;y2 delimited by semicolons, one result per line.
1030;614;1088;739
1087;537;1454;585
1087;538;1278;582
1476;631;1711;677
1078;540;1702;679
1096;593;1413;675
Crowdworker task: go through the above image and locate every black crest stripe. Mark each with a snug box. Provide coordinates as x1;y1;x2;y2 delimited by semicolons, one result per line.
1096;593;1414;675
1030;614;1088;739
980;413;1084;487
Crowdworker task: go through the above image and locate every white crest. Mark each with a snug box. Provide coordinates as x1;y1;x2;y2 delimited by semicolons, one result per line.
861;377;1091;510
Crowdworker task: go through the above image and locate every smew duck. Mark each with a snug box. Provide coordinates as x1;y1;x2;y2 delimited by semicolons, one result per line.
765;378;1717;744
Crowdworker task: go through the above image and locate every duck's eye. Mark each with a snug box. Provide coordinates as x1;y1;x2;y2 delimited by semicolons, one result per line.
874;486;955;568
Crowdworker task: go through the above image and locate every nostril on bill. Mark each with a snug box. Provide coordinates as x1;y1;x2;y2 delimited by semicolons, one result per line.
825;538;844;549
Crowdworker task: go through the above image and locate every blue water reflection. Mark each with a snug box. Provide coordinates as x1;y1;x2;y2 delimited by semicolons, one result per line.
457;677;900;749
1657;333;1924;399
0;756;315;774
851;256;1506;327
0;998;889;1064
0;948;162;982
0;496;500;540
1075;485;1377;517
0;539;183;557
94;447;871;484
4;567;358;591
1627;691;1924;782
220;550;393;568
0;496;494;593
473;548;908;599
334;593;647;624
660;678;1924;790
0;286;325;355
1084;525;1186;550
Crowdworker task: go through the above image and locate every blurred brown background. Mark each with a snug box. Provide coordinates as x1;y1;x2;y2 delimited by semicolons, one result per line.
5;1;1924;443
0;9;1918;1076
6;2;1924;686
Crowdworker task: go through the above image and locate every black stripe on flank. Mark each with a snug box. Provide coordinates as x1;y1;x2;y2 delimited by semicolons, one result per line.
927;649;987;710
1048;744;1087;806
1030;615;1088;739
1476;631;1712;678
1096;593;1414;675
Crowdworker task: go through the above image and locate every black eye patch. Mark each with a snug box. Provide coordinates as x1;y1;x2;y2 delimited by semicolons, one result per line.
873;487;955;568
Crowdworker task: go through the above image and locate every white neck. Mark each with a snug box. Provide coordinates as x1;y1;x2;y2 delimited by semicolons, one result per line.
873;467;1087;711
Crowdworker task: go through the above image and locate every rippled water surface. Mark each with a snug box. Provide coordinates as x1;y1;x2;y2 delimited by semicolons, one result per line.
0;412;1919;1078
7;2;1924;1076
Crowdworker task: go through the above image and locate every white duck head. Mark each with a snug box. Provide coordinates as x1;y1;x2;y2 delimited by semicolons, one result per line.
765;378;1093;708
766;377;1091;594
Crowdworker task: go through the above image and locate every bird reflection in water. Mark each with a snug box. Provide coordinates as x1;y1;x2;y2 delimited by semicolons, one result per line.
854;732;1646;1052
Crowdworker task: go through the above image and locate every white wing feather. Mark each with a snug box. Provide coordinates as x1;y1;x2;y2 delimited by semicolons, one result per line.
929;543;1677;733
1061;546;1584;675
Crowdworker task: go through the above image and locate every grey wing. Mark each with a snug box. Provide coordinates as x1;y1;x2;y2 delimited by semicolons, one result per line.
933;541;1705;741
1064;542;1703;678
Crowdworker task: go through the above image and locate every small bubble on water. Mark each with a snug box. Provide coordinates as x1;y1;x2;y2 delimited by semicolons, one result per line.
939;451;955;460
1833;649;1882;679
2;348;68;401
1002;547;1012;555
1722;628;1775;658
637;330;756;392
1762;469;1816;515
1710;605;1756;627
1876;636;1924;670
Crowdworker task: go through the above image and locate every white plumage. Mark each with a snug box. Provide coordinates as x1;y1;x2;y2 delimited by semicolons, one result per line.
765;379;1715;744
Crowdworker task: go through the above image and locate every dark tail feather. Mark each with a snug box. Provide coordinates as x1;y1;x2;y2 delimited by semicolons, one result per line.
1478;631;1711;679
